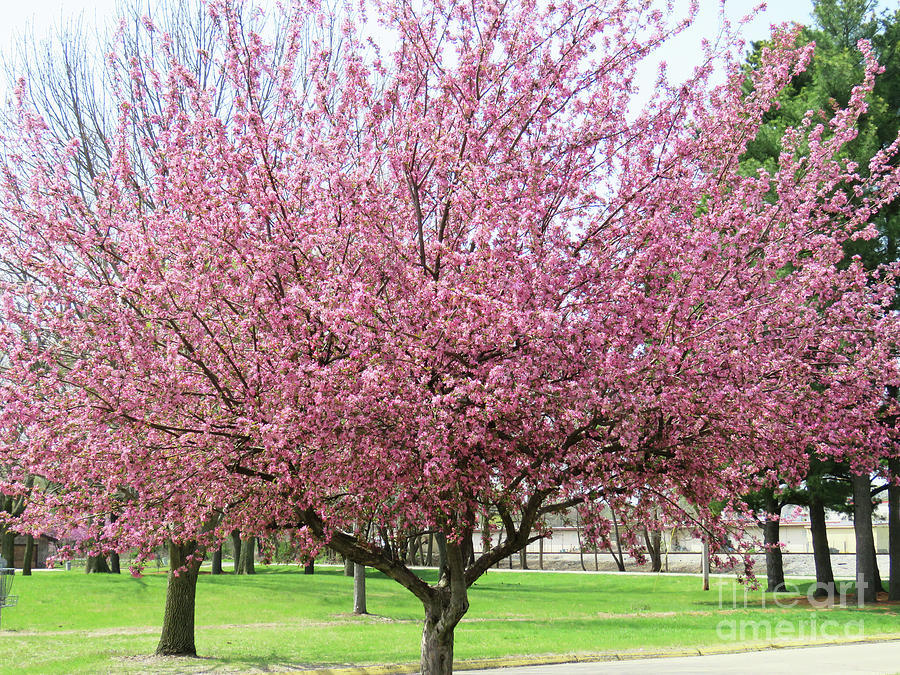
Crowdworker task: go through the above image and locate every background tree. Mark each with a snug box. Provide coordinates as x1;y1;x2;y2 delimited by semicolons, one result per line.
740;0;900;603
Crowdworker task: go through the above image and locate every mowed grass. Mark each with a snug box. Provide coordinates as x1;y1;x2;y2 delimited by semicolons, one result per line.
3;565;900;673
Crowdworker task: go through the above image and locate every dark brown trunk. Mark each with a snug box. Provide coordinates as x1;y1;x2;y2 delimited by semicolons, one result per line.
764;494;785;592
539;537;544;570
22;535;34;575
871;545;883;593
809;495;835;597
0;530;14;566
230;530;241;573
156;540;203;656
890;457;900;601
304;559;315;574
238;536;255;574
211;546;223;575
426;533;434;567
853;473;878;604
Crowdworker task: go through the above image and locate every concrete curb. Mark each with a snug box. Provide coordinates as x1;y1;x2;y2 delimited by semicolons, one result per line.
291;635;900;674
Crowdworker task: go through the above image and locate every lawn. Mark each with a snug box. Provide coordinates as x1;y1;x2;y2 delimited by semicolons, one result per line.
3;565;899;673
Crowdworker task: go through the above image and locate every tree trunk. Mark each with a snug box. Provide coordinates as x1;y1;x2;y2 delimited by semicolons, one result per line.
108;513;121;573
809;495;835;597
519;546;528;570
853;472;878;604
211;547;223;575
86;555;111;574
890;457;900;601
419;542;469;675
421;608;455;675
304;558;314;575
435;533;447;573
0;530;14;567
426;533;434;567
344;555;354;576
608;507;626;571
701;537;710;591
644;528;662;572
575;515;587;571
156;540;203;656
763;494;785;592
238;536;255;574
230;530;241;573
407;536;420;566
539;537;544;571
22;535;34;575
871;545;883;593
353;563;367;614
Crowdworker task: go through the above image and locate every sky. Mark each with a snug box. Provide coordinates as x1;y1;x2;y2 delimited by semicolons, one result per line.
0;0;820;102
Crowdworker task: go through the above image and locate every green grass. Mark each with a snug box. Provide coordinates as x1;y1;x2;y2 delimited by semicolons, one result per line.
2;566;899;673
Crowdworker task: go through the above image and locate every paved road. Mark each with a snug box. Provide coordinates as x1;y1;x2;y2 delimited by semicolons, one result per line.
463;641;900;675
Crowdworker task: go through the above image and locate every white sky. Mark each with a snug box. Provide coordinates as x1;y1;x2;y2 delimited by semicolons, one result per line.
0;0;821;102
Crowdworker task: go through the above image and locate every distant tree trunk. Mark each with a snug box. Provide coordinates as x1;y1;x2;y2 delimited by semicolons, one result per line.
379;527;394;560
435;533;447;573
809;495;835;597
465;529;476;567
426;533;434;567
575;519;587;571
702;537;710;591
353;563;367;614
539;537;544;570
86;555;111;574
156;540;203;656
22;535;34;575
211;547;223;575
0;530;14;566
890;457;900;601
519;546;528;570
763;493;785;592
607;508;626;571
644;528;662;572
237;536;255;574
108;514;121;573
407;536;420;565
230;530;242;573
304;558;315;574
853;472;878;604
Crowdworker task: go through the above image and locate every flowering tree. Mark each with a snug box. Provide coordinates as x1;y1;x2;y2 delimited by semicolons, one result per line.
1;0;899;671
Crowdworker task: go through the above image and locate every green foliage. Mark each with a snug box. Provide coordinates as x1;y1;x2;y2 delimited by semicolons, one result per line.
742;0;900;273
